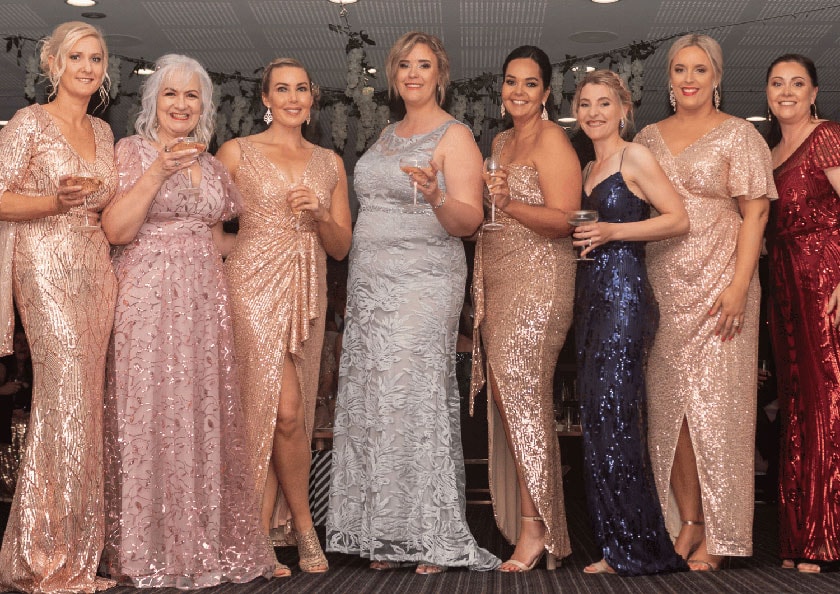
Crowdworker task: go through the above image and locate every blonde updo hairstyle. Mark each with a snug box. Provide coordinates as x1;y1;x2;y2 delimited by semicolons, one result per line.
260;57;321;104
386;31;450;105
571;69;635;138
39;21;109;103
667;33;724;105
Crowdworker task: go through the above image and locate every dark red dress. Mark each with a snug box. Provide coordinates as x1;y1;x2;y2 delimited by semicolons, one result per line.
767;121;840;561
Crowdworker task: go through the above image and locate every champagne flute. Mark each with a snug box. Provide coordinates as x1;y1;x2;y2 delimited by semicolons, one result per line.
568;210;599;261
63;174;103;232
170;136;206;199
398;156;430;211
483;156;504;230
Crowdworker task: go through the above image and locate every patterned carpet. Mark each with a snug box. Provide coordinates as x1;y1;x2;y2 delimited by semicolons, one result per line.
2;496;838;594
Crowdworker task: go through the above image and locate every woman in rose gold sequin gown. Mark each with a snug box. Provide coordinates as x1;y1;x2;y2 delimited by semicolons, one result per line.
0;22;118;594
217;58;351;575
100;54;274;588
765;55;840;573
634;34;776;571
469;46;580;572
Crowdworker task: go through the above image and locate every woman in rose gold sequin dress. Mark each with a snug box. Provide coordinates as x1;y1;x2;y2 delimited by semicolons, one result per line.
765;54;840;574
0;22;118;594
100;54;274;588
634;34;776;571
217;58;351;575
469;45;580;573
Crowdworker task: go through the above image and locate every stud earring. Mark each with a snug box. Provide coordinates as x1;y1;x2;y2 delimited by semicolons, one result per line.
619;118;625;130
669;84;676;111
500;104;506;118
263;108;273;125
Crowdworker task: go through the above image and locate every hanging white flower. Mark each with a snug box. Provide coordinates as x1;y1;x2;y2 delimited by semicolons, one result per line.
375;104;390;136
126;99;142;136
107;56;121;99
471;99;485;138
354;86;377;152
212;84;222;113
215;113;230;145
450;92;468;123
24;55;38;102
229;95;249;134
240;115;254;137
331;102;348;151
550;66;564;110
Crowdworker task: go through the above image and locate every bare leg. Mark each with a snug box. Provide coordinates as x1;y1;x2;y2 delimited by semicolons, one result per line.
670;417;723;569
489;366;547;571
261;465;279;534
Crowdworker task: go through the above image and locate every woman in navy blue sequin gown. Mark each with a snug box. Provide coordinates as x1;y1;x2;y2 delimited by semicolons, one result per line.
571;70;690;576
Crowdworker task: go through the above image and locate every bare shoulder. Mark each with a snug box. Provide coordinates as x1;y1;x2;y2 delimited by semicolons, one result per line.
215;137;242;172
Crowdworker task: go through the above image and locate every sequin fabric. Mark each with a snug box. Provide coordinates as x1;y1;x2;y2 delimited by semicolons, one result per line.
224;139;336;540
634;117;776;556
766;121;840;562
0;103;118;593
469;129;573;560
327;121;499;570
102;136;274;588
574;164;687;576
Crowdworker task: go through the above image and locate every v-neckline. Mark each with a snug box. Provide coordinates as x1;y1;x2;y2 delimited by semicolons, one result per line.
243;137;316;185
37;103;98;167
655;116;734;159
773;121;825;172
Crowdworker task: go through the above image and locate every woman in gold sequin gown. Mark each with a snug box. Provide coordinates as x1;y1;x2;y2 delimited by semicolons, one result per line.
634;34;776;571
218;58;352;575
469;46;581;572
0;22;118;593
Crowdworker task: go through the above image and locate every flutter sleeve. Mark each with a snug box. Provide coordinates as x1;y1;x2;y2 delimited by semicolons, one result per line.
811;121;840;171
114;136;145;199
211;155;242;220
727;118;778;201
0;108;39;355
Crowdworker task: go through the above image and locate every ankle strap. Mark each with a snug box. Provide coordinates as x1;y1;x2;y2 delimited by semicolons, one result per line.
682;519;705;525
521;515;544;522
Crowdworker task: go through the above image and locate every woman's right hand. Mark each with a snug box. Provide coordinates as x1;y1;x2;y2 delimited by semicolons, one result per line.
483;167;511;210
825;281;840;328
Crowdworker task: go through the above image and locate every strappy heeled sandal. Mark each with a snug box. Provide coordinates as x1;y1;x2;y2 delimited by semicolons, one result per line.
583;559;616;574
676;519;705;559
267;539;291;578
416;563;447;575
294;526;329;573
498;515;556;572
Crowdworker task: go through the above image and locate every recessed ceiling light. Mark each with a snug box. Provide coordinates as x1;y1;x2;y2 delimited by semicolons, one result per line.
66;0;97;6
81;11;106;19
328;0;358;4
591;0;621;4
746;116;767;122
558;117;577;123
569;31;618;44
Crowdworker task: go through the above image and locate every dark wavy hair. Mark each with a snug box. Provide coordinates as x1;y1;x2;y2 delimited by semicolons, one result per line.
765;54;819;148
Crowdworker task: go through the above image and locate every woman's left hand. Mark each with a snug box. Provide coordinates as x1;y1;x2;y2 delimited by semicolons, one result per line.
710;283;748;341
824;281;840;328
286;184;328;222
571;222;613;258
407;161;443;205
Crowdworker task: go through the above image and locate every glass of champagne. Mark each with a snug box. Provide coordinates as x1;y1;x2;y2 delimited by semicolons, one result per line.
568;210;599;261
62;174;103;232
169;136;206;199
483;156;504;230
398;156;430;211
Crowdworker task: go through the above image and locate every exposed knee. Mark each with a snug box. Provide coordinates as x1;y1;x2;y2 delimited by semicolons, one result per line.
275;407;304;439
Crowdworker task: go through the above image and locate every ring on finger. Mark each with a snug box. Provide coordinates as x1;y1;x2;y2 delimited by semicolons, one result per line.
174;160;179;167
733;319;740;327
588;238;592;247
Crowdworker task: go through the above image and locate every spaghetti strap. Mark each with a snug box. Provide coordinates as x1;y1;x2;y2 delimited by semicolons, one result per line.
618;147;627;173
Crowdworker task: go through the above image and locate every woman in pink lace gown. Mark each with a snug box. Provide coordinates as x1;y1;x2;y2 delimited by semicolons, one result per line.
0;22;118;593
100;54;273;588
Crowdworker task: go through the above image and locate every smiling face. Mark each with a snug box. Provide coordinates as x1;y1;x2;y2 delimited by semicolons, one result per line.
395;43;439;106
155;73;202;143
766;60;818;125
262;66;313;128
53;35;105;100
502;57;550;121
670;45;717;112
576;83;625;142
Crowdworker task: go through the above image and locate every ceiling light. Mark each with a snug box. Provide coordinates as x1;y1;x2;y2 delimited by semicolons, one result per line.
81;11;106;19
558;117;577;123
367;67;377;74
571;65;595;73
135;67;155;76
746;116;767;122
591;0;621;3
66;0;97;6
328;0;358;4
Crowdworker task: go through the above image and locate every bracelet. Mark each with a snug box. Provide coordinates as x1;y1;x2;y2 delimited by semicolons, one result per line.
433;191;446;210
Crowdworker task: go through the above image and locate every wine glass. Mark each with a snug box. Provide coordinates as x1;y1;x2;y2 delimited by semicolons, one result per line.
567;210;599;261
170;137;206;199
63;174;103;232
483;156;504;230
398;156;430;211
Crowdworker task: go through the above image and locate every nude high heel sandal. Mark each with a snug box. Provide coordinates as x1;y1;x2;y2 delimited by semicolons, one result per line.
499;516;556;572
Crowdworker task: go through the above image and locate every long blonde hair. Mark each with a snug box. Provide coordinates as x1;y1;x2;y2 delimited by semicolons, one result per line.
39;21;109;104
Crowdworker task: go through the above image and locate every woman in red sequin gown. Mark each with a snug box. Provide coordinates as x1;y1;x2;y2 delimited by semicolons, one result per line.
765;54;840;574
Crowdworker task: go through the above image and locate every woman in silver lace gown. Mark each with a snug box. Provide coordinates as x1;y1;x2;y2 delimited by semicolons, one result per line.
327;31;499;573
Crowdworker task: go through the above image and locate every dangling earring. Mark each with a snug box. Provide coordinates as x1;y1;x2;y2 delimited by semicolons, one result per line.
713;85;721;111
766;107;772;122
619;118;625;130
540;104;548;120
98;84;109;108
306;112;311;126
500;104;506;118
669;84;676;111
812;103;819;119
263;108;273;125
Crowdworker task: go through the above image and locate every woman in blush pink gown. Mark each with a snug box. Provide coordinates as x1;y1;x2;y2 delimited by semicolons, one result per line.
100;54;273;588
